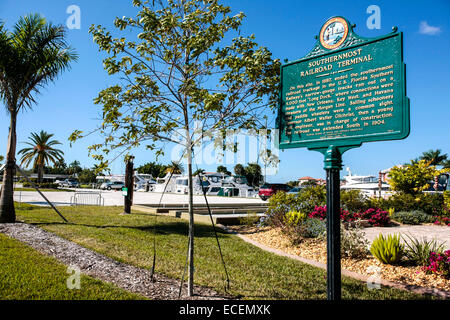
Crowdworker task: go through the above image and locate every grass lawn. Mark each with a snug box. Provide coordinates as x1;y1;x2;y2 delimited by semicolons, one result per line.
14;204;433;300
0;232;146;300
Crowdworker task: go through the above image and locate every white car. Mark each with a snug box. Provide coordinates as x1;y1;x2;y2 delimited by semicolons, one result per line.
100;181;125;190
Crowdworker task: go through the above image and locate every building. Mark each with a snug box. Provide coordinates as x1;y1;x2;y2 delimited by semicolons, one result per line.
298;176;326;186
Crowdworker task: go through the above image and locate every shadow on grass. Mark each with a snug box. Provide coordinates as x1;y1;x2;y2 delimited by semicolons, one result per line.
27;220;229;239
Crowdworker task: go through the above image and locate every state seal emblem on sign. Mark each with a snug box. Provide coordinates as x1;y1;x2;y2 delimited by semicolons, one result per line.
320;17;349;50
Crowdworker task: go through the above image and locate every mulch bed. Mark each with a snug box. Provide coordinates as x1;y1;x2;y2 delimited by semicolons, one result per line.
227;225;450;293
0;223;229;300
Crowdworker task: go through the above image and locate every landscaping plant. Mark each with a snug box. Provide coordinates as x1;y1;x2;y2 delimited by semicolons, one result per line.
370;233;404;265
360;208;390;226
423;250;450;279
402;234;445;266
391;210;435;225
341;221;369;259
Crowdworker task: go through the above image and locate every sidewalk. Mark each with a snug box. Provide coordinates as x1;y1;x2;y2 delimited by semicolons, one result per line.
363;224;450;250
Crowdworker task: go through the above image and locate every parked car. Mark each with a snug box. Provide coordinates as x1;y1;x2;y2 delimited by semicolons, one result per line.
101;181;125;190
287;186;304;194
258;183;292;201
59;179;79;188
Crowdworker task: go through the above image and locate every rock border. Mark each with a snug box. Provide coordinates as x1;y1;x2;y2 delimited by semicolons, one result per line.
0;222;228;300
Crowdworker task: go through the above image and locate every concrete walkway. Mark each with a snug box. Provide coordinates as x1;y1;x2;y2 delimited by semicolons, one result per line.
363;224;450;250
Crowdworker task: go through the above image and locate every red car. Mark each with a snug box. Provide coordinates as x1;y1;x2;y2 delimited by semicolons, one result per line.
258;183;292;201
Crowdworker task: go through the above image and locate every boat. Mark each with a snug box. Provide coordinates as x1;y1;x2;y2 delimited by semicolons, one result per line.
153;173;182;193
171;173;258;198
341;167;391;197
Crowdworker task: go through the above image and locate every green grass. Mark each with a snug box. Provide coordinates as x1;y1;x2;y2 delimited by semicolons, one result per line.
0;232;146;300
14;204;432;300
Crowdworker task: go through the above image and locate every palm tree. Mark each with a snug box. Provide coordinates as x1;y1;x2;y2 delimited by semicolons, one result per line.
165;161;184;175
18;131;65;183
192;168;205;176
443;160;450;170
419;149;448;166
0;14;77;222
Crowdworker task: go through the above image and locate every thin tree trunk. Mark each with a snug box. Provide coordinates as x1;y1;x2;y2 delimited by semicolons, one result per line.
186;134;194;296
0;110;17;223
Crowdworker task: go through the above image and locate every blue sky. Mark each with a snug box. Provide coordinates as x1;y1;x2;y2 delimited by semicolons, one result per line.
0;0;449;181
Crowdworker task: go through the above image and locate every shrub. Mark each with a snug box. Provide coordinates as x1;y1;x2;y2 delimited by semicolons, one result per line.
340;189;369;213
366;192;446;217
283;210;307;227
308;205;327;220
299;218;326;239
296;185;326;214
444;190;450;210
265;191;299;227
22;182;59;189
360;208;390;226
418;192;444;216
239;213;261;226
433;215;450;226
402;234;445;266
341;222;369;259
391;210;434;225
370;233;404;264
340;209;359;222
423;250;450;279
282;216;326;244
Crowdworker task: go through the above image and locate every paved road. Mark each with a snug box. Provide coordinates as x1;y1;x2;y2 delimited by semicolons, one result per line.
13;189;265;206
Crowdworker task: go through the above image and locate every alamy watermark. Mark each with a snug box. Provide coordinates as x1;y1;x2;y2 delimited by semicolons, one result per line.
66;5;81;30
66;265;81;289
169;124;281;176
366;5;381;30
366;265;382;290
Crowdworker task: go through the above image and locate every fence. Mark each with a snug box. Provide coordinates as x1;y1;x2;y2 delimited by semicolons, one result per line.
70;192;105;206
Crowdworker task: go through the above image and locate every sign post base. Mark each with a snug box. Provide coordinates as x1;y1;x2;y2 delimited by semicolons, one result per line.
310;145;358;300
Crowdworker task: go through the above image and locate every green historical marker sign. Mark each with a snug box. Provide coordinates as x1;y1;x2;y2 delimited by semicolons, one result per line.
277;16;409;301
277;16;409;151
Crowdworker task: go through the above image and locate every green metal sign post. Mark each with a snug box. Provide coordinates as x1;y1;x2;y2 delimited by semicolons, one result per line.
277;17;410;300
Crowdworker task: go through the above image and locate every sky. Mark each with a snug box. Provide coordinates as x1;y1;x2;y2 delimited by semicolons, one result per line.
0;0;449;182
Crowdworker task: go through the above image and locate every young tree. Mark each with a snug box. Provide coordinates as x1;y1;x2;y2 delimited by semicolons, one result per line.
18;131;65;183
388;160;438;195
0;15;77;222
70;0;279;295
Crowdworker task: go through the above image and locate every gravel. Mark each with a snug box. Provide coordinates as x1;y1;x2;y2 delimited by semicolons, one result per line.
0;222;229;300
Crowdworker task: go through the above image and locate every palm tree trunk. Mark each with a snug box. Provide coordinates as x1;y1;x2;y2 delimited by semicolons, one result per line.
37;164;44;184
0;110;17;223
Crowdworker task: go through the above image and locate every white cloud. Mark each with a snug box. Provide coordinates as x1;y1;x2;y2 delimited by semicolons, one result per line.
419;21;441;35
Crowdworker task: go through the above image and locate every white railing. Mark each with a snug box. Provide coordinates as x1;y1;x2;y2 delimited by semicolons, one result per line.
70;192;105;206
